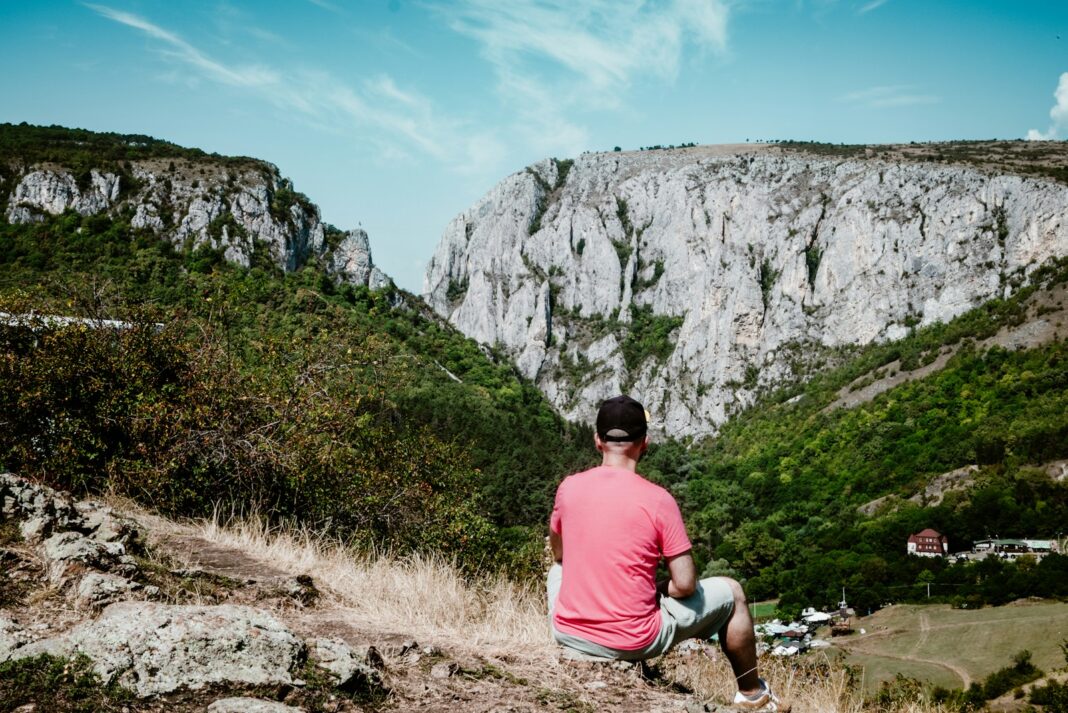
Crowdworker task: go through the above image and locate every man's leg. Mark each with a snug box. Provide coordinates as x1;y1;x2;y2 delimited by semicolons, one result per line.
717;578;761;695
659;577;761;693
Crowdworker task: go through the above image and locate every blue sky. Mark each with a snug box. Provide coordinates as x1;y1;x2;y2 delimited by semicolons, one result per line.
2;0;1066;291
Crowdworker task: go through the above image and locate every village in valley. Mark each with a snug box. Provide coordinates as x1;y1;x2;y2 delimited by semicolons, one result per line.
906;528;1063;562
754;528;1066;660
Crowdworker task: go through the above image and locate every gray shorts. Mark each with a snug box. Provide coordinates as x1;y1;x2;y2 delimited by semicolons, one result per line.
546;563;735;661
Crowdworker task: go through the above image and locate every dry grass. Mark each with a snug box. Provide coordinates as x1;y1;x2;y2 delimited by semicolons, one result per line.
196;516;553;651
190;516;966;712
667;648;962;713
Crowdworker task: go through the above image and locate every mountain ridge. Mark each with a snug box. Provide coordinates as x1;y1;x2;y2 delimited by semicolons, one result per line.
0;123;390;290
424;141;1068;438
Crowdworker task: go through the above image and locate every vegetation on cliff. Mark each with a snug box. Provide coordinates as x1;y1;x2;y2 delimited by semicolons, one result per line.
644;258;1068;613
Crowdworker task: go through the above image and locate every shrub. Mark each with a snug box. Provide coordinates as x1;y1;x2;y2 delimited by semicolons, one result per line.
0;654;133;712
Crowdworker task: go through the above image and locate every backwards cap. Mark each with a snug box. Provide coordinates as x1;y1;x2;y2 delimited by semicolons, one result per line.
596;395;648;442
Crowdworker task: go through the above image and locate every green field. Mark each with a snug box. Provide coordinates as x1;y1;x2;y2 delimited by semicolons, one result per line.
827;601;1068;692
750;600;779;621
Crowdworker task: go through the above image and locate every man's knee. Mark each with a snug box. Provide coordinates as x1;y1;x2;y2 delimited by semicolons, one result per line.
722;577;749;608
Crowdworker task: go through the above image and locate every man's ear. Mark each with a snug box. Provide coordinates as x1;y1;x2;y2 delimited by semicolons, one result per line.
594;433;604;452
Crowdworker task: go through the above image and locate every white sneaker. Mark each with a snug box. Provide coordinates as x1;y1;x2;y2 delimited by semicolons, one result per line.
732;678;790;712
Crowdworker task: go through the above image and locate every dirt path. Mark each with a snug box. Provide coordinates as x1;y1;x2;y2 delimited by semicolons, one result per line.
837;638;972;689
136;515;730;713
908;612;930;658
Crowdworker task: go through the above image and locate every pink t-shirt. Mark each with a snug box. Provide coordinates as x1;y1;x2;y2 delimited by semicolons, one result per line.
550;465;692;650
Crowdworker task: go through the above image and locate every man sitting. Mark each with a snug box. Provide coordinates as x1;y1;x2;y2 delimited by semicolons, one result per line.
547;395;785;711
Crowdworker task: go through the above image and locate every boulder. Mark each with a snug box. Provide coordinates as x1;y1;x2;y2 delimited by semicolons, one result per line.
75;572;138;607
310;638;385;695
74;501;142;549
0;615;27;661
41;531;137;583
13;602;305;697
0;474;80;534
207;698;305;713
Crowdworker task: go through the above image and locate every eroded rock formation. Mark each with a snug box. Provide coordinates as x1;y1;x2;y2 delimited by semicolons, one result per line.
1;161;390;289
425;146;1068;437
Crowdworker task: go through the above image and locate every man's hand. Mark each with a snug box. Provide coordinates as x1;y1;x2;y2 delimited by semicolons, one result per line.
664;550;697;598
549;530;563;563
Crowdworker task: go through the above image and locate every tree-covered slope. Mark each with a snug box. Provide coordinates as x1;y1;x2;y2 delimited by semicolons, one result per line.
0;207;593;575
643;259;1068;612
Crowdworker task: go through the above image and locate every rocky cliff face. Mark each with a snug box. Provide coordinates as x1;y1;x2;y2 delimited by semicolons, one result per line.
424;145;1068;437
1;159;390;289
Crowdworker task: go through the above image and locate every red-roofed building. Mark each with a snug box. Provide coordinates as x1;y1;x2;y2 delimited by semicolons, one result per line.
907;529;948;557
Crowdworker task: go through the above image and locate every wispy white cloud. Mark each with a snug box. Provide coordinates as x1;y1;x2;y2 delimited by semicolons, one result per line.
839;85;939;108
434;0;730;155
858;0;890;13
1027;72;1068;140
86;4;501;173
304;0;342;13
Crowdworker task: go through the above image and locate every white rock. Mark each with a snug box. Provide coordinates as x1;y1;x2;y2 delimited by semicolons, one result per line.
2;162;390;288
425;149;1068;437
0;615;27;662
75;572;137;606
13;602;305;697
207;698;305;713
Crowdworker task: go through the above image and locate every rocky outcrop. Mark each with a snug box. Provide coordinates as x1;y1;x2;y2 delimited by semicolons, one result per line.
0;474;390;704
0;473;142;588
14;602;305;696
311;638;384;694
327;229;391;290
425;146;1068;437
1;159;390;289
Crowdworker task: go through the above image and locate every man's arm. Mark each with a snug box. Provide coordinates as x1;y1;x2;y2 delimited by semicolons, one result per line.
657;550;697;599
549;530;563;563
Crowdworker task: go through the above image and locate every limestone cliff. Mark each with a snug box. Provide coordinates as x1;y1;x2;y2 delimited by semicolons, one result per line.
424;144;1068;437
0;155;390;289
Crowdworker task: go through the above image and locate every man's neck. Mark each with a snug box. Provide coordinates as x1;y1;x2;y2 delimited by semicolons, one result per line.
601;453;639;472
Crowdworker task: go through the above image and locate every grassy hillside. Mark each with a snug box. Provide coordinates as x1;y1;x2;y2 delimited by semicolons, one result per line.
0;206;594;575
644;258;1068;611
833;601;1068;692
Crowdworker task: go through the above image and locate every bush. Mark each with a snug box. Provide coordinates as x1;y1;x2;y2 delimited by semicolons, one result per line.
0;654;133;712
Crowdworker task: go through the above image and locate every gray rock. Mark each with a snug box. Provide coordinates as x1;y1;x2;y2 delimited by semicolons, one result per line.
311;638;385;695
207;698;305;713
13;602;305;697
41;531;135;582
0;615;27;662
18;516;51;543
74;501;141;549
75;572;137;607
424;148;1068;437
327;229;390;289
0;474;80;531
430;661;457;679
1;162;391;289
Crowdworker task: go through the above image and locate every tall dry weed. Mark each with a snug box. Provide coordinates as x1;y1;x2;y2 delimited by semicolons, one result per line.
198;515;552;650
197;516;959;713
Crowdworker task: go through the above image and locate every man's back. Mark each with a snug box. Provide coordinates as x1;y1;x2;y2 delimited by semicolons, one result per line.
550;465;690;650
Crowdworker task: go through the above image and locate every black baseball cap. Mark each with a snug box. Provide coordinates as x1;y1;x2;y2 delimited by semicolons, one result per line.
596;395;648;442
